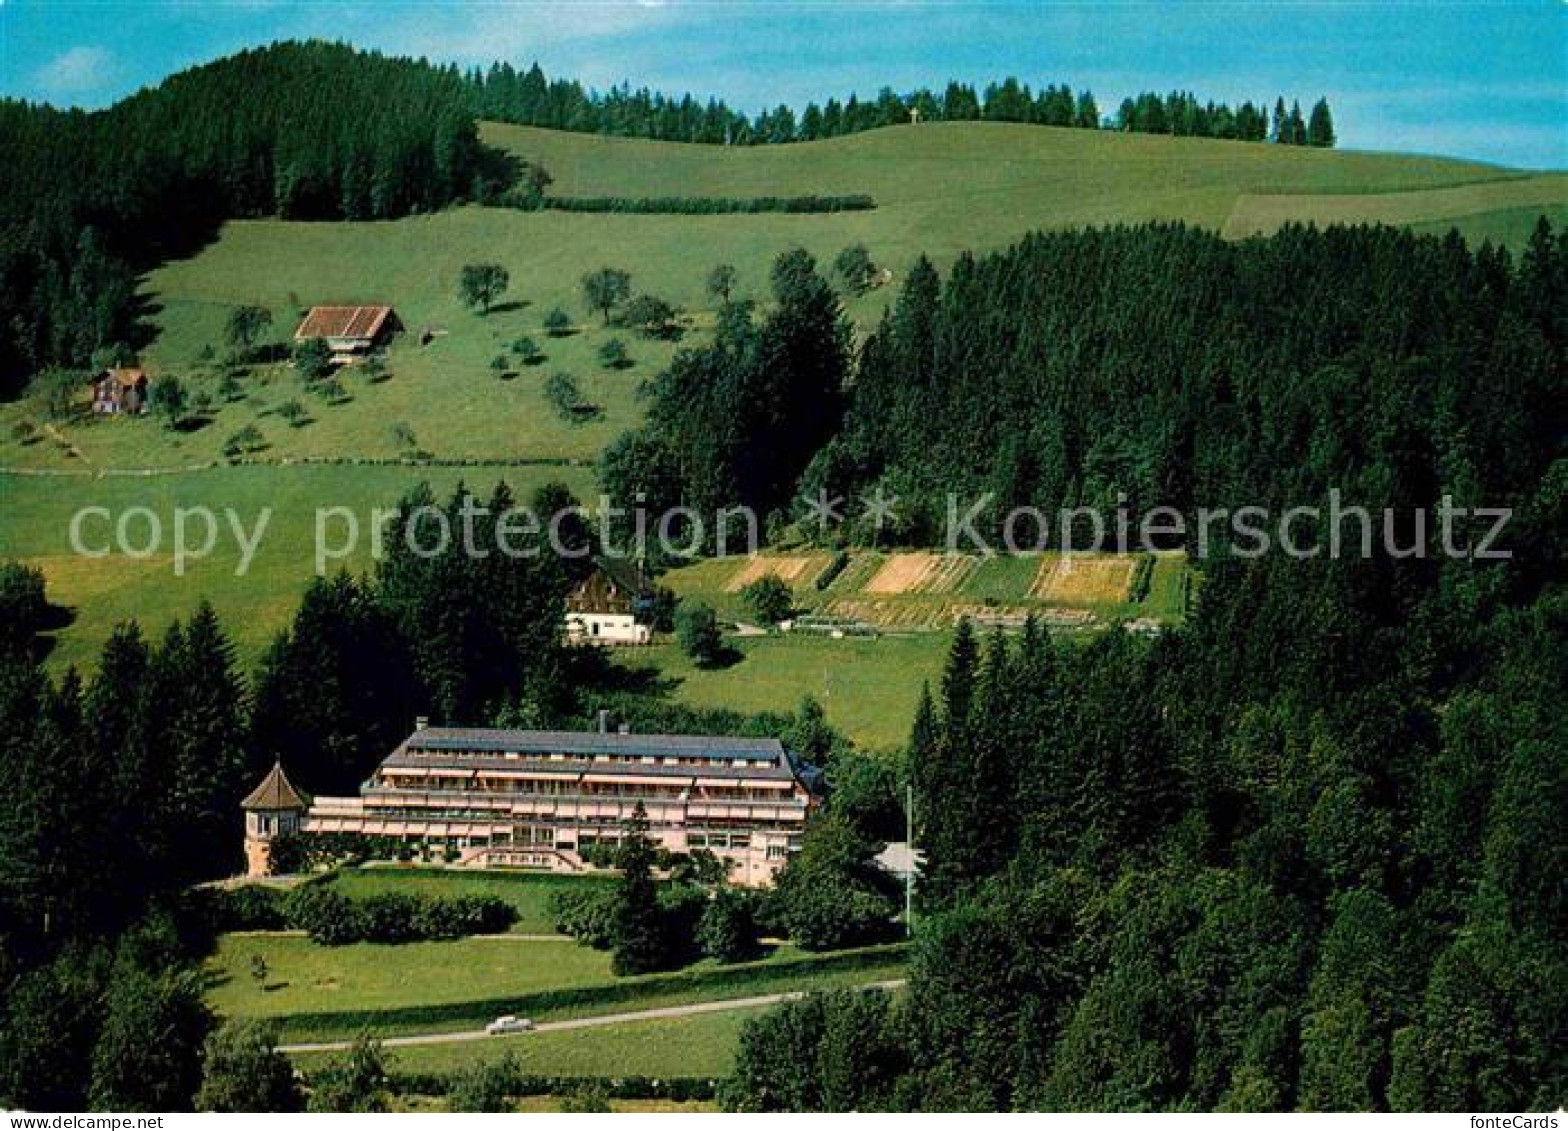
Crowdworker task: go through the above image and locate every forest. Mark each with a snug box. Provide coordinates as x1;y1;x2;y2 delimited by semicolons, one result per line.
620;221;1564;562
467;59;1330;149
715;225;1565;1112
2;217;1559;1111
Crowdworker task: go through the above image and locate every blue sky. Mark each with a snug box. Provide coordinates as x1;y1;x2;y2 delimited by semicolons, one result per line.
2;1;1564;168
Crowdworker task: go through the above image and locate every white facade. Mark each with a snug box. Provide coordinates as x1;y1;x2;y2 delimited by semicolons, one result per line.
565;610;651;645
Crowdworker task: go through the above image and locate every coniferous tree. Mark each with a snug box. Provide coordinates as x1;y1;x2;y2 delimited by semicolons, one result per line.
611;803;667;975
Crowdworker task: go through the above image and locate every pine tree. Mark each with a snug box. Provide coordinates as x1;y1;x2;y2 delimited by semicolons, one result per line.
612;803;667;975
1307;98;1336;147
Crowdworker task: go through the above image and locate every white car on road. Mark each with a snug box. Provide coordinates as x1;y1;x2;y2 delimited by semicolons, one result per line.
485;1015;535;1036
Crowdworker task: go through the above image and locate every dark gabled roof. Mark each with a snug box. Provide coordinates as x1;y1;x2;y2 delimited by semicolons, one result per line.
593;555;648;596
98;367;146;388
402;726;785;763
294;305;396;342
241;762;309;810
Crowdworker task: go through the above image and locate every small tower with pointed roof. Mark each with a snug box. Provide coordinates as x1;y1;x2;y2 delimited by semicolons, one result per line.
241;761;309;877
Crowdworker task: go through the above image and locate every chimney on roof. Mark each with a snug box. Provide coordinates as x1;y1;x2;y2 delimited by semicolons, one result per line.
415;716;429;732
597;709;609;735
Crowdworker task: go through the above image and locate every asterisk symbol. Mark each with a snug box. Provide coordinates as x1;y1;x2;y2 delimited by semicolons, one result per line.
861;487;901;533
800;489;845;532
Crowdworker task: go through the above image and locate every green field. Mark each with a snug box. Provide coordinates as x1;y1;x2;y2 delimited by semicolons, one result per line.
207;930;907;1040
294;1007;758;1080
662;547;1189;629
318;867;612;935
630;633;951;752
0;463;591;671
1;121;1560;701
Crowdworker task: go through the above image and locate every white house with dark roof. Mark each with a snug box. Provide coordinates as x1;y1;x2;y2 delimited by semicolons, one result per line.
243;722;823;886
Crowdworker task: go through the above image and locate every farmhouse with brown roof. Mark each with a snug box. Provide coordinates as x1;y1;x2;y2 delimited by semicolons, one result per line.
91;367;148;415
293;304;401;360
565;557;653;645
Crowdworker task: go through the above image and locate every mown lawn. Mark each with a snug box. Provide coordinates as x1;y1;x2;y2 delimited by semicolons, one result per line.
207;934;613;1020
0;463;592;672
320;867;613;935
207;930;907;1040
625;632;951;752
295;1007;759;1080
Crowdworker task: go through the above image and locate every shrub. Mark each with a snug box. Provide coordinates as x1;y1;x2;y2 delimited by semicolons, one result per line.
815;550;850;590
550;886;618;950
597;337;631;369
543;307;574;337
739;574;793;625
537;194;875;214
700;887;762;963
281;881;515;945
676;602;725;667
510;335;543;364
619;294;678;339
293;338;333;381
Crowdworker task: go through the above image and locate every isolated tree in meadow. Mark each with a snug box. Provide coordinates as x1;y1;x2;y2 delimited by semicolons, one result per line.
598;337;630;369
621;294;677;338
582;266;632;324
740;574;793;625
543;306;574;337
707;263;738;304
224;305;273;356
612;803;667;975
458;262;510;313
676;602;725;667
510;334;543;364
833;244;877;295
149;375;188;428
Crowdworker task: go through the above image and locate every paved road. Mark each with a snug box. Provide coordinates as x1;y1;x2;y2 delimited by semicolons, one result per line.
279;978;907;1054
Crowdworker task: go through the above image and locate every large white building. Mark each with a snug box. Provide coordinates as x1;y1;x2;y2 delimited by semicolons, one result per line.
244;723;823;887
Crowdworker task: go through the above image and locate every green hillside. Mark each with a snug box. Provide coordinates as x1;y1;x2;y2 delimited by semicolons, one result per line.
1;122;1561;725
4;121;1559;472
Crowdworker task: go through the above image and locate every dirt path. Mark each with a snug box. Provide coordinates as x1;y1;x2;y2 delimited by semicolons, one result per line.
278;978;907;1054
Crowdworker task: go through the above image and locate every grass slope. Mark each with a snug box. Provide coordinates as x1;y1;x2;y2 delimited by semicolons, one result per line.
0;463;591;670
207;931;907;1040
0;122;1559;703
293;1007;758;1080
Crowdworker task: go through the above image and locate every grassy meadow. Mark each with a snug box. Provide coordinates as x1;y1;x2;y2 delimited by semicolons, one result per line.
0;120;1560;703
0;463;592;671
207;929;907;1040
295;1006;759;1081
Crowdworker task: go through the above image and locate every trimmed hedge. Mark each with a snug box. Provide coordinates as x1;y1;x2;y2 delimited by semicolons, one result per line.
814;549;851;591
381;1072;718;1102
196;878;516;944
271;942;907;1038
526;194;875;215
